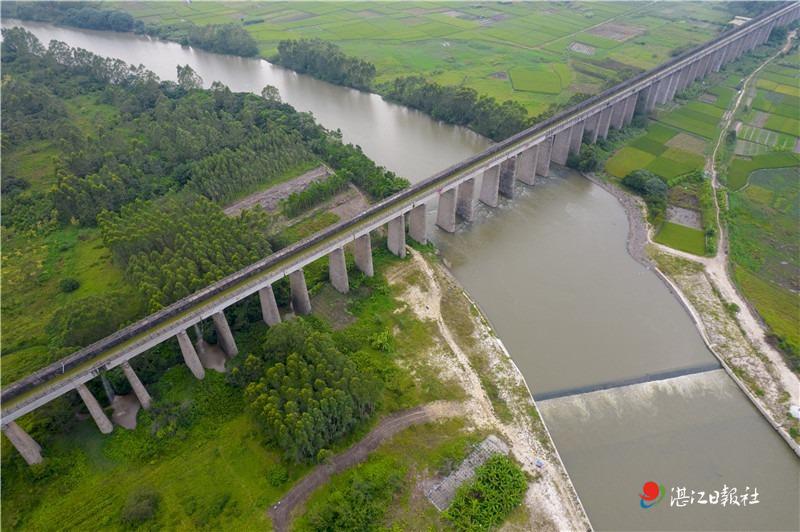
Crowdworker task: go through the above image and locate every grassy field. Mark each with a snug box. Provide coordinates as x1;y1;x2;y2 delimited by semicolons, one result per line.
654;222;706;255
725;49;800;366
1;247;484;530
111;1;735;116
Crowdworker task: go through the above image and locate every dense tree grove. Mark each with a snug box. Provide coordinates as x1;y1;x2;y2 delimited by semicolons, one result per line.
622;169;669;220
98;195;273;311
234;320;381;463
383;76;531;141
282;173;350;218
274;39;376;91
2;2;140;33
444;454;527;531
2;28;406;234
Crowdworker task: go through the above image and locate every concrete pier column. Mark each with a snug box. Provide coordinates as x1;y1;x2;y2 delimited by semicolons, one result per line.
610;99;627;130
456;178;476;221
584;112;600;142
711;49;724;72
2;422;42;465
77;383;113;434
289;269;312;315
387;215;406;258
178;330;205;380
551;128;572;165
435;189;457;233
354;234;374;277
622;94;638;127
259;285;281;326
536;138;553;176
479;165;500;207
328;247;349;294
597;107;613;139
212;311;238;357
409;204;427;243
569;121;585;154
665;72;680;102
121;361;151;409
514;147;538;186
498;158;516;198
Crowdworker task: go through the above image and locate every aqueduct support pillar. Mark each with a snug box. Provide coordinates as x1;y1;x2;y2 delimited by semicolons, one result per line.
536;137;553;175
622;94;638;127
77;383;113;434
121;361;151;409
178;330;205;380
569;121;585;155
597;107;613;139
409;203;427;243
212;311;238;357
456;178;476;221
328;247;349;294
259;285;281;326
2;422;42;465
514;146;538;186
551;128;572;165
290;269;312;315
436;188;457;233
609;99;626;130
479;165;500;207
499;157;516;198
354;233;373;277
387;215;406;258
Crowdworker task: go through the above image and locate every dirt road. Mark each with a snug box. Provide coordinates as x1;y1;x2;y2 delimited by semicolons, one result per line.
268;404;450;532
649;31;799;406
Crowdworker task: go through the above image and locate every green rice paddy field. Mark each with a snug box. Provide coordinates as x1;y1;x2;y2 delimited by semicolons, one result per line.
111;1;735;115
726;50;799;360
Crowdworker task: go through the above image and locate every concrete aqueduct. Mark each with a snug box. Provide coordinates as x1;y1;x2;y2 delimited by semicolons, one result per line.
3;3;799;465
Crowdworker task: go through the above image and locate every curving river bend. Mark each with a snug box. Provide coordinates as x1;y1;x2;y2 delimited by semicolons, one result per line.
4;20;798;531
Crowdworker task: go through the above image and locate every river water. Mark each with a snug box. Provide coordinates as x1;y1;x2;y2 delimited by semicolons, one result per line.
5;20;798;531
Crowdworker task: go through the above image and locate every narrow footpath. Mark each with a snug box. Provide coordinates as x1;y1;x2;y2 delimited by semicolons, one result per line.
268;403;457;532
649;31;799;407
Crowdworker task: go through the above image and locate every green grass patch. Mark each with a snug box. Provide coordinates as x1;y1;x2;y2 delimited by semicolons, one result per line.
654;222;706;255
726;151;800;190
605;147;656;178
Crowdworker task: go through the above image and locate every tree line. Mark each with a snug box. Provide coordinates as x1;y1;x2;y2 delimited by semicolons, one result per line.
1;1;260;58
273;39;376;91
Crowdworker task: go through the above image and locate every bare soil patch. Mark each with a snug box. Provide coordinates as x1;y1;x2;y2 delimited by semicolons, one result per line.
223;165;331;216
751;110;770;127
667;205;702;229
666;132;707;155
588;22;644;42
490;71;509;80
569;42;596;56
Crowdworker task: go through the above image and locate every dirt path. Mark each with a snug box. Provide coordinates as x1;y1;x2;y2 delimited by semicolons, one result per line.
268;402;459;532
392;250;591;531
223;165;331;216
649;31;800;407
589;31;799;418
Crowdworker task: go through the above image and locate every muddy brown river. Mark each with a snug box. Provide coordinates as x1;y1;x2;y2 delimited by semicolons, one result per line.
5;19;798;531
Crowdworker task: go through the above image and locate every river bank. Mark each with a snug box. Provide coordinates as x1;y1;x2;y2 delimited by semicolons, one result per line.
387;248;591;530
584;172;800;452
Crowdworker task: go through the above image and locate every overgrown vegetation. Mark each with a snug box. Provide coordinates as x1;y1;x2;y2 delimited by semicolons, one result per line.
234;320;381;463
1;27;407;374
444;454;528;531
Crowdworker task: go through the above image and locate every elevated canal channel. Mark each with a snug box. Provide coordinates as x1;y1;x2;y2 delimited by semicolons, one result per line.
3;9;799;530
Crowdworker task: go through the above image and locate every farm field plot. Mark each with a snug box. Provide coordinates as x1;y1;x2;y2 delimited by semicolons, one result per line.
728;167;800;357
654;222;706;256
111;1;733;115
